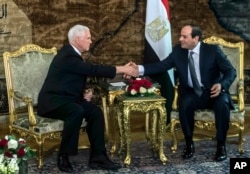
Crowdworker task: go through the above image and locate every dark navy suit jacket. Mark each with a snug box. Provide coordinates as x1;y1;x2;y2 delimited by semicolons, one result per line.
37;44;116;115
143;42;236;103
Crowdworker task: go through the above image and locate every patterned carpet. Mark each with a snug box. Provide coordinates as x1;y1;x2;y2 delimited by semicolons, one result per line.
27;136;250;174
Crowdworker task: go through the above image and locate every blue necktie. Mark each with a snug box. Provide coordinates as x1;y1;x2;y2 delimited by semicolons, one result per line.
188;51;202;96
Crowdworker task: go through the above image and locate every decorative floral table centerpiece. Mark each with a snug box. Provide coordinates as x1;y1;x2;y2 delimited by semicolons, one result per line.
125;77;155;96
0;135;36;174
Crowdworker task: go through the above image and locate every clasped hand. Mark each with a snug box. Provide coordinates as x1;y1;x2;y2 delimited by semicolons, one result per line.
83;88;93;102
123;61;139;79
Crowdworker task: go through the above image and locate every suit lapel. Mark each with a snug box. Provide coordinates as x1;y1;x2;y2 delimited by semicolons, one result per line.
182;49;189;86
199;43;205;83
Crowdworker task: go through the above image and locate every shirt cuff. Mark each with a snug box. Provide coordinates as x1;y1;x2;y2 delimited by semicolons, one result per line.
138;65;144;76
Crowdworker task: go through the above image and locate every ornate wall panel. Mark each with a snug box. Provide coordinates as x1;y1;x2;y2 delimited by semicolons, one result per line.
209;0;250;43
8;0;249;68
0;0;32;78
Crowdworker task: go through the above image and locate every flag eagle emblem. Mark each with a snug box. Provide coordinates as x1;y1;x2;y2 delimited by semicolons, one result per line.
146;16;169;42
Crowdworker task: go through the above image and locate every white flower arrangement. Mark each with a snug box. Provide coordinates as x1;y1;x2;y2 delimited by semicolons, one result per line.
0;135;35;174
126;78;155;96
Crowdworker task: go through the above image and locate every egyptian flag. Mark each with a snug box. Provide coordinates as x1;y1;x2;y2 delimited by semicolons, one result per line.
144;0;174;124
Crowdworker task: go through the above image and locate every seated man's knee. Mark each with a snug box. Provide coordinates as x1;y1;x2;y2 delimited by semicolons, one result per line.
91;107;103;119
66;103;86;119
214;94;230;110
87;107;104;123
179;96;196;111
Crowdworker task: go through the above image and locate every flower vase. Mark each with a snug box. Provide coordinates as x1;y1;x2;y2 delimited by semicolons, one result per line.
18;160;28;174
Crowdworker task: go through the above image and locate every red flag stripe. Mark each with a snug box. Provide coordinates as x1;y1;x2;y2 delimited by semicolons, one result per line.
161;0;170;20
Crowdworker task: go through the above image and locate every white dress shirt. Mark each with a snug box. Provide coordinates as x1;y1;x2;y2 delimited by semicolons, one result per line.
188;42;203;88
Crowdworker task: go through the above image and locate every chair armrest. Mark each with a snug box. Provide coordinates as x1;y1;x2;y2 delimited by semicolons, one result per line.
154;88;161;95
10;89;37;127
10;89;25;102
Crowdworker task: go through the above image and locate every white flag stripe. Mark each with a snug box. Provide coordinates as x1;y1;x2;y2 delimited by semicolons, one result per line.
145;0;174;86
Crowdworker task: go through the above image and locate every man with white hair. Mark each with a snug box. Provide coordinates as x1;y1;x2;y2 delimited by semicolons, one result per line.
38;24;137;172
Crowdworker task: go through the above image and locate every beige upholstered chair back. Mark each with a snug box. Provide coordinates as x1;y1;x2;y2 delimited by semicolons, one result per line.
3;44;57;110
204;37;243;95
203;36;244;111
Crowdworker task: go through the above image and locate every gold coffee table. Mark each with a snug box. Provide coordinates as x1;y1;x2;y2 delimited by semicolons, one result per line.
116;94;168;165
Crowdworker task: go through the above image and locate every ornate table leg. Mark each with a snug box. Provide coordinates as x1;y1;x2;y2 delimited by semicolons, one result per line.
117;108;125;154
108;90;125;154
150;110;158;152
109;104;117;154
123;105;131;165
146;110;157;145
158;105;168;164
146;109;158;153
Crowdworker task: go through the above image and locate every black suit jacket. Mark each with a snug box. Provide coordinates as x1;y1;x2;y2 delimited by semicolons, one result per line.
143;42;236;98
37;44;116;115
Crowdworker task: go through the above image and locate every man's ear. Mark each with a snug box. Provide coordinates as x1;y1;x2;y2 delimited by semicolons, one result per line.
194;35;200;42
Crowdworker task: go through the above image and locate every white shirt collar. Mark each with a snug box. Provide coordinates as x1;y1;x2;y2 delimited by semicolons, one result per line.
70;44;82;56
190;41;201;54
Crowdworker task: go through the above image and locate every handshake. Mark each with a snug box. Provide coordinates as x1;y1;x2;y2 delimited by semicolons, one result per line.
116;61;139;79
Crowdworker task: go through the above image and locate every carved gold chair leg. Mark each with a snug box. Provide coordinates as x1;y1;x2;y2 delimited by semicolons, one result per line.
145;112;150;141
102;96;109;141
238;122;245;154
108;102;118;155
109;106;118;155
170;119;179;153
37;138;43;169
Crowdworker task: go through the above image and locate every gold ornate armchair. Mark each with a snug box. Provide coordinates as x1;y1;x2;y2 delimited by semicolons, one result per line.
170;36;245;153
2;44;89;168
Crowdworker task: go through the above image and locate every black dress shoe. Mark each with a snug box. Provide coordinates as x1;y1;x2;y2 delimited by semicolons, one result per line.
214;146;227;162
182;143;195;159
89;154;121;170
57;153;73;173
